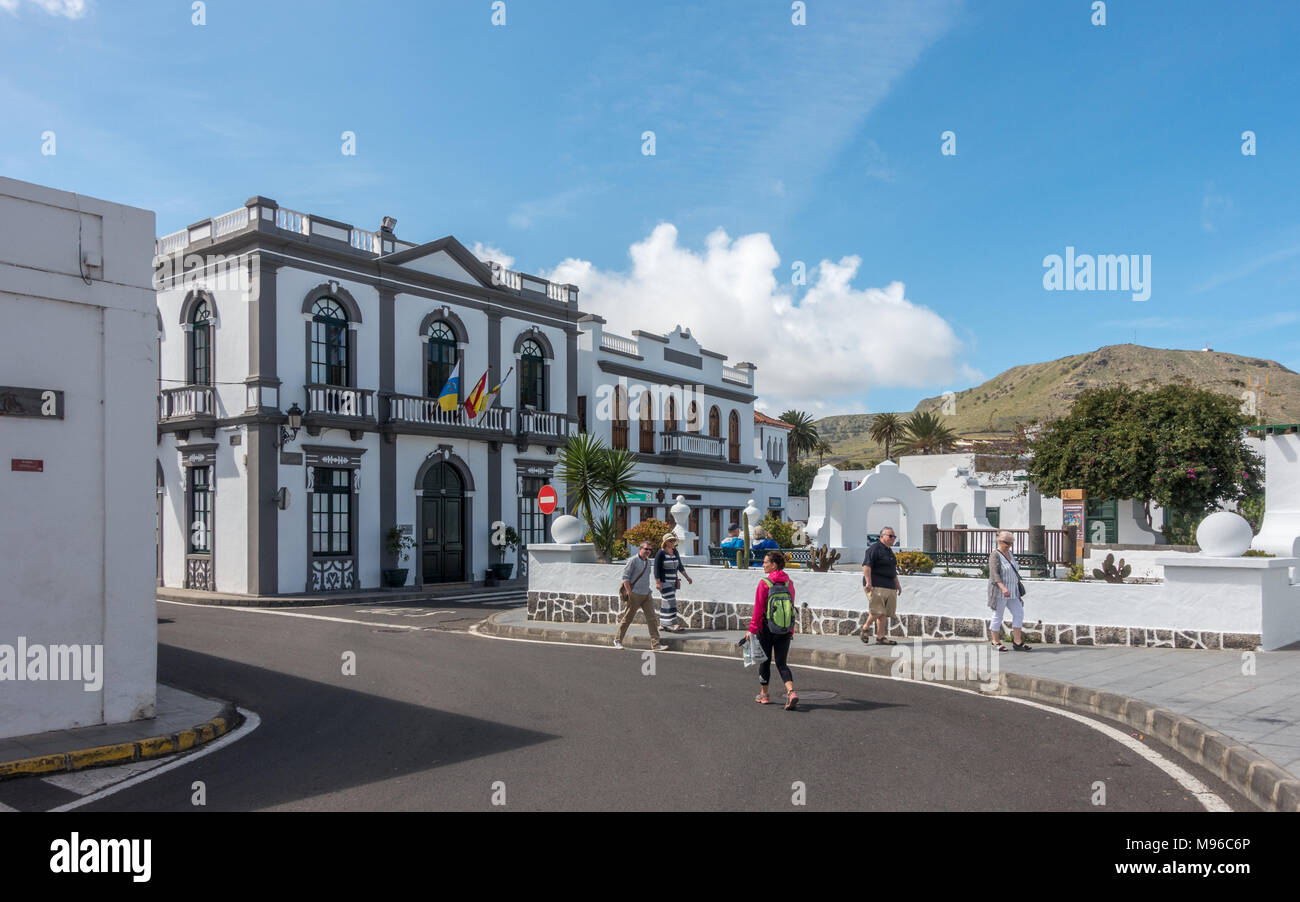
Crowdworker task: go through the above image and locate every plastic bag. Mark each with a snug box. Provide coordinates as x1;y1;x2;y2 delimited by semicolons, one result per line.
742;633;767;668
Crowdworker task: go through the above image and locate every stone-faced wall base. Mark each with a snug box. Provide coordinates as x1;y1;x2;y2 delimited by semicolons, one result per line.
525;591;1259;650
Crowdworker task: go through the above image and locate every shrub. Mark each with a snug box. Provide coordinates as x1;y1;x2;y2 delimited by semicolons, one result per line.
622;517;674;551
1242;549;1274;558
894;551;934;575
760;513;795;548
1065;563;1085;582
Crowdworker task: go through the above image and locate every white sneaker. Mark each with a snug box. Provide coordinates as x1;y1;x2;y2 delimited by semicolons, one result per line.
612;639;624;649
651;642;670;651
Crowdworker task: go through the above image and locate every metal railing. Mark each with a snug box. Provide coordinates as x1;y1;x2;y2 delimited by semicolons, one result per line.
933;528;1073;565
661;430;726;459
600;332;640;356
385;393;511;431
305;384;375;419
158;385;215;419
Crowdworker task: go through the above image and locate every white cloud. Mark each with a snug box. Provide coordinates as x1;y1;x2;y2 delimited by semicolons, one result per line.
469;241;515;271
507;186;593;229
1201;181;1232;233
545;224;963;413
1;0;89;17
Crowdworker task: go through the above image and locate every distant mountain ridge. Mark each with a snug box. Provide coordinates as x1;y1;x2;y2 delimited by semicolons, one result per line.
818;344;1299;464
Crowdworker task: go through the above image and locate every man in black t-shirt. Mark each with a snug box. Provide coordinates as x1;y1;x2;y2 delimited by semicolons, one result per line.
861;528;902;645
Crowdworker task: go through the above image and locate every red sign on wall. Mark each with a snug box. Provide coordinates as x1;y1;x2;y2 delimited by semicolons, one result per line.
538;485;558;515
11;459;43;472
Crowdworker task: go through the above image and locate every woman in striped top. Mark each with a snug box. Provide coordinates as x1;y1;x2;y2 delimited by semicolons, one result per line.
655;533;694;632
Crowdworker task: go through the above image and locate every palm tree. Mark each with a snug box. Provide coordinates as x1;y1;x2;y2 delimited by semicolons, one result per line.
900;410;959;455
556;434;641;560
813;439;832;466
779;410;819;463
869;412;904;462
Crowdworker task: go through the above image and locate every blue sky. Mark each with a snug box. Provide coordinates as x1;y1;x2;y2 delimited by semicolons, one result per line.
3;0;1298;418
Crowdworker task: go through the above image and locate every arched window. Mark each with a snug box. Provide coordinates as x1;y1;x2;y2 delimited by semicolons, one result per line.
664;395;677;433
728;410;740;463
686;400;700;433
190;300;212;386
612;385;628;450
639;392;655;453
425;322;458;398
708;405;721;437
519;339;546;410
311;298;349;386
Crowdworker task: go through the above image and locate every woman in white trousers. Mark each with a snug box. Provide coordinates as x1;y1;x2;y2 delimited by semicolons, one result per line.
987;531;1032;652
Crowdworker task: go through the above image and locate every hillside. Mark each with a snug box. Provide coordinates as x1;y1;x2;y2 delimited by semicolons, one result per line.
819;344;1300;464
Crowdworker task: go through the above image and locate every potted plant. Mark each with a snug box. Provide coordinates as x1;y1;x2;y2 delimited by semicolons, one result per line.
383;526;417;588
490;525;521;580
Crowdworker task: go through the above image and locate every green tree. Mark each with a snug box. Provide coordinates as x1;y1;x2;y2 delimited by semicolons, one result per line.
556;433;640;561
869;412;904;462
813;439;832;465
787;460;817;496
779;410;819;463
1027;384;1263;531
900;411;959;455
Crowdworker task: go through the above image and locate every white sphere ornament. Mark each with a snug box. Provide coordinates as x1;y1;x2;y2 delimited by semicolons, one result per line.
550;514;585;544
1195;511;1253;557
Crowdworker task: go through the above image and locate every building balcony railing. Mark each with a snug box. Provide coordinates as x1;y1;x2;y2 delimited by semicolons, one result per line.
304;384;376;420
384;393;513;433
721;364;751;387
600;331;640;356
158;385;216;421
660;430;727;460
517;409;573;439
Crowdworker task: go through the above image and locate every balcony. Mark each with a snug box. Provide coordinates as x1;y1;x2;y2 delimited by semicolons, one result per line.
303;384;377;440
516;409;575;453
599;331;640;357
158;385;216;438
660;430;727;460
381;393;514;444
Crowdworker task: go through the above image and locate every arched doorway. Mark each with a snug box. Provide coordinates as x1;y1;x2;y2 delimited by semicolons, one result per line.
420;462;466;584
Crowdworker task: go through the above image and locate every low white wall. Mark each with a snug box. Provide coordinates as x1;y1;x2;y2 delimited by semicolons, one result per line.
529;558;1263;637
1083;546;1196;580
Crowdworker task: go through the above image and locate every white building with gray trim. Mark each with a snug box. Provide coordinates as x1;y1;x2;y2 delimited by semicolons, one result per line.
155;196;581;597
576;317;790;552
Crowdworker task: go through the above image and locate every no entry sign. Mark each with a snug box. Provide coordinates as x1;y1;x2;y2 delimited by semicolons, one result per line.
537;485;558;515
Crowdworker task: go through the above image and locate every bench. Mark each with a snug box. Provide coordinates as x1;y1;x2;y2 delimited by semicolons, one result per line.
926;550;1051;576
707;546;814;568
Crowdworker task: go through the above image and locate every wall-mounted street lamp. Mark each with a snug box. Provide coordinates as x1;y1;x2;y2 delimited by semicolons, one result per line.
278;403;304;447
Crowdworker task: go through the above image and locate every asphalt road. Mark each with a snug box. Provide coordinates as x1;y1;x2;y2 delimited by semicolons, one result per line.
4;599;1253;811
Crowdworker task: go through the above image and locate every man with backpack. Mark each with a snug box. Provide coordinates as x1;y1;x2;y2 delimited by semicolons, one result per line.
746;550;798;710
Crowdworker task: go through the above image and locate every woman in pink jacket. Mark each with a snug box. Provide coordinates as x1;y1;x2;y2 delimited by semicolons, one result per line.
748;550;798;710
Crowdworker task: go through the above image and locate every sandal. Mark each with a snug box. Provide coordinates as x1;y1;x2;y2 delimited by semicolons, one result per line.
876;637;898;645
784;692;799;711
991;642;1008;652
1013;641;1033;652
755;693;772;704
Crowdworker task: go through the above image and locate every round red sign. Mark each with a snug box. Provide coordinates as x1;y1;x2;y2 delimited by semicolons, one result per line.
538;485;558;515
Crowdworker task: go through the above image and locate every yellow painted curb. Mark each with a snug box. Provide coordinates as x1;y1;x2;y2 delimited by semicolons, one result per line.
0;708;239;781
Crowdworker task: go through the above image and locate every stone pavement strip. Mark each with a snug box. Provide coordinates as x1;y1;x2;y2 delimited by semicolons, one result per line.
480;608;1300;812
0;685;237;781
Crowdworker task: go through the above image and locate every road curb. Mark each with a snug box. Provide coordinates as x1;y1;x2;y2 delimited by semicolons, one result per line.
479;614;1300;811
0;704;244;781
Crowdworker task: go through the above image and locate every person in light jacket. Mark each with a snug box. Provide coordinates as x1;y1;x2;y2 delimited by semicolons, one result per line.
987;530;1032;652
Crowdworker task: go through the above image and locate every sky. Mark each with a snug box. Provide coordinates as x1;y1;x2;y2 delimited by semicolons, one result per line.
3;0;1298;418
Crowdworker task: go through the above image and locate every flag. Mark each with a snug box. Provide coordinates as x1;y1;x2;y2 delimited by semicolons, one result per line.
437;359;462;412
463;369;489;419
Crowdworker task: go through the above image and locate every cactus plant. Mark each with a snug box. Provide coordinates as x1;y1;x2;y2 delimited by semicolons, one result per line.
1092;553;1131;583
809;544;841;572
737;516;752;570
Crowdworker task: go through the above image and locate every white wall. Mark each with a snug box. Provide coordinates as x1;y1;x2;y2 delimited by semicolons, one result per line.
0;178;157;739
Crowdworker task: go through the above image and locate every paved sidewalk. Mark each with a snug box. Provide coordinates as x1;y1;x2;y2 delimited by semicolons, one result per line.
487;608;1300;786
0;685;234;779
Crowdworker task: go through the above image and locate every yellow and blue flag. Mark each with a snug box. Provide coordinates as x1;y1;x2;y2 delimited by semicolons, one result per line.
437;360;462;412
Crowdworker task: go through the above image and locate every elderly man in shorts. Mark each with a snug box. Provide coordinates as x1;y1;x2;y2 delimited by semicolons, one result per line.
861;527;902;645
